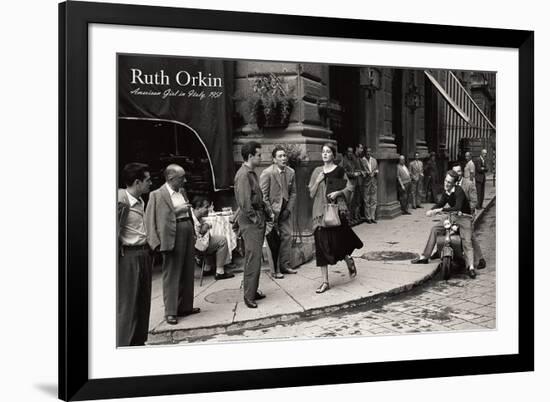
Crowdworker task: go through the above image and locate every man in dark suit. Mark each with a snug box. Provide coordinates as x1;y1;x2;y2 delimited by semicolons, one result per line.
234;141;272;308
260;145;297;279
145;164;200;325
117;163;152;346
340;146;363;223
474;149;488;209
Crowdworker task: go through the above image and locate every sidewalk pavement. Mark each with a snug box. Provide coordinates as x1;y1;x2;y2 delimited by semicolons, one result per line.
147;176;496;344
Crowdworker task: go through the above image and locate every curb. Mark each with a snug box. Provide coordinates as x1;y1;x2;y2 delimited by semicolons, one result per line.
147;263;440;344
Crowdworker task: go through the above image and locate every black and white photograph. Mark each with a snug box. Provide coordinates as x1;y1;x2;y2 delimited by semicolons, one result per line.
117;54;497;347
2;0;543;401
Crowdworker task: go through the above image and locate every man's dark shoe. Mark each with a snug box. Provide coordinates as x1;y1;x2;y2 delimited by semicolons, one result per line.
166;315;178;325
430;251;440;259
215;272;235;280
417;205;423;208
468;267;477;279
281;267;297;274
477;258;486;270
254;291;266;300
203;269;214;276
366;219;372;224
371;219;378;224
179;307;201;317
224;263;237;270
244;298;258;308
403;211;412;215
411;256;429;264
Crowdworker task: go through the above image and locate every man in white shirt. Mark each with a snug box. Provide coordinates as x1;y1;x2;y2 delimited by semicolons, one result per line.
396;155;412;215
192;198;235;280
464;152;476;182
361;147;379;223
145;164;200;325
117;163;152;346
408;152;424;209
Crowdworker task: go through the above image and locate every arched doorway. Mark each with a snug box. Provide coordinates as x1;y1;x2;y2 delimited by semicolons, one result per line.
328;65;361;152
118;118;215;206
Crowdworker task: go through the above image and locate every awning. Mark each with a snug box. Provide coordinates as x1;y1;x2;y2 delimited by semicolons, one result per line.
425;70;496;161
118;54;234;190
424;70;470;124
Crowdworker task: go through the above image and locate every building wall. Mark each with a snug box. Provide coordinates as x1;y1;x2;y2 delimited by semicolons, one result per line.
231;62;442;265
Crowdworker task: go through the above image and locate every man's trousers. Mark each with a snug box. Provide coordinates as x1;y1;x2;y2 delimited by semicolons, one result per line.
117;248;152;346
476;177;486;209
362;177;378;220
411;179;422;208
204;234;230;270
161;220;196;316
238;214;266;301
398;182;412;213
422;216;474;267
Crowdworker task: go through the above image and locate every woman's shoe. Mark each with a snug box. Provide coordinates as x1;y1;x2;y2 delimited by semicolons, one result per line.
316;282;330;294
345;257;357;278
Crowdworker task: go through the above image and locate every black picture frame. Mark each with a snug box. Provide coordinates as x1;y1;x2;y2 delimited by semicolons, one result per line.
59;1;534;400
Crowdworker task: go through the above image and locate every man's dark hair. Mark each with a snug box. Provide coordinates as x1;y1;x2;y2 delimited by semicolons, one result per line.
241;141;261;161
446;169;459;183
122;163;149;187
272;145;286;158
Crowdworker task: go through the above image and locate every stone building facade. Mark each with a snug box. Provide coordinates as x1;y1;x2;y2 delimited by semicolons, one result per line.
230;62;454;266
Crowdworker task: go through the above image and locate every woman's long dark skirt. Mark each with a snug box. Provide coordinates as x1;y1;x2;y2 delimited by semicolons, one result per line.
314;219;363;266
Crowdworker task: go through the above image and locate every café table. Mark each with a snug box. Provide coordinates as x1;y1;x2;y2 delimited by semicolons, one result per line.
202;212;237;265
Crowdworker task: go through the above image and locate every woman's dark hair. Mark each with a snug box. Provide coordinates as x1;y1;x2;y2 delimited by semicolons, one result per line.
122;162;149;187
241;141;261;161
322;143;337;158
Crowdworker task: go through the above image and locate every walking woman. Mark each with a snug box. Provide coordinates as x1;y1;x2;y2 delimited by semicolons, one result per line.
308;143;364;293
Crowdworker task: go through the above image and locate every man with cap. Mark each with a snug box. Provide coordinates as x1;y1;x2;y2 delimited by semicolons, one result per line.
260;145;297;279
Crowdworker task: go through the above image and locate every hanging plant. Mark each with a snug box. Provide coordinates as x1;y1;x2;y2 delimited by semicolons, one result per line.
248;73;294;129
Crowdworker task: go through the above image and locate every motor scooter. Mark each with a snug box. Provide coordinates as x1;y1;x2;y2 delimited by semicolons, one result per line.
435;211;471;280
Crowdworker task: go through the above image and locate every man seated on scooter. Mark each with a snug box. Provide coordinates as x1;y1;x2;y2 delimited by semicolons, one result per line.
411;169;477;279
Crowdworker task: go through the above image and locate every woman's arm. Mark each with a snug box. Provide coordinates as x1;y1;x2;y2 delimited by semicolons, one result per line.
308;168;324;199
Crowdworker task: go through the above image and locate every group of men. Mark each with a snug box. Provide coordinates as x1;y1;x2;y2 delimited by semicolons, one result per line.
117;141;300;346
411;150;489;279
233;142;298;308
117;143;491;346
397;152;426;214
340;144;379;224
117;163;235;346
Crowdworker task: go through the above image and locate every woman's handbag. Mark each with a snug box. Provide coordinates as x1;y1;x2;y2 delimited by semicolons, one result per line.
322;202;341;227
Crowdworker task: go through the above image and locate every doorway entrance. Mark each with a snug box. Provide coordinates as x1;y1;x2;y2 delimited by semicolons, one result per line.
328;66;361;154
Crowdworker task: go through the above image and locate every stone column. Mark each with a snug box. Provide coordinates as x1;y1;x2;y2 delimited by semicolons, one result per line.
232;61;334;267
370;68;401;219
413;70;429;159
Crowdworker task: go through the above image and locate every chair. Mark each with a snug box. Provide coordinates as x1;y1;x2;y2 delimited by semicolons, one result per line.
195;249;208;287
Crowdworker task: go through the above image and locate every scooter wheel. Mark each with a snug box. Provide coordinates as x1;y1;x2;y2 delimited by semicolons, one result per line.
441;256;452;280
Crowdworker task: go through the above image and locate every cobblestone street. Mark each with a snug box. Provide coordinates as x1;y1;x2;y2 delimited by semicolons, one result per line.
181;202;496;343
